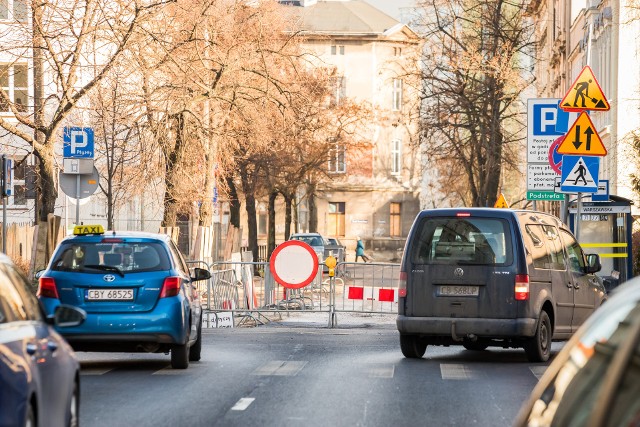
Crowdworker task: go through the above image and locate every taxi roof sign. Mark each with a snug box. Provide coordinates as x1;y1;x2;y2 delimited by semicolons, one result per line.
73;225;105;235
560;66;610;112
556;111;607;156
494;193;509;208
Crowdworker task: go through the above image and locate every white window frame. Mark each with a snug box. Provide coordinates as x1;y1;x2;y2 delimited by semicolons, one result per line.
328;141;346;173
1;63;29;113
392;78;403;111
391;139;401;175
329;75;346;106
331;45;345;55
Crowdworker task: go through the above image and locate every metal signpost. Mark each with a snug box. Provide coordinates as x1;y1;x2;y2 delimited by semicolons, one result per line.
61;127;96;225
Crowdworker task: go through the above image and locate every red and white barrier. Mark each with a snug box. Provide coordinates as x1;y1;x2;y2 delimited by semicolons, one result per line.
347;286;397;303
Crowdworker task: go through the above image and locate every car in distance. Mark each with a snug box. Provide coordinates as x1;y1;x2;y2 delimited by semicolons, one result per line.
513;277;640;427
38;225;211;369
0;253;85;427
397;208;606;362
326;237;346;263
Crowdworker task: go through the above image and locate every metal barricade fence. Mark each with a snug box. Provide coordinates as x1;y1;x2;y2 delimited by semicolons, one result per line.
188;259;401;328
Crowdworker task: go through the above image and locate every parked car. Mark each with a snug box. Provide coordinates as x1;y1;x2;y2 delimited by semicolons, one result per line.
289;232;346;269
0;253;86;427
397;208;606;362
37;225;211;369
326;237;346;263
513;277;640;427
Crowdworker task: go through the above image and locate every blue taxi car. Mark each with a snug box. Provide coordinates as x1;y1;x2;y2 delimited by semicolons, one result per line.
38;225;211;369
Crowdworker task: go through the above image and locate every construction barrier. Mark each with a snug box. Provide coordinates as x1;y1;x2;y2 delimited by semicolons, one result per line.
188;260;401;328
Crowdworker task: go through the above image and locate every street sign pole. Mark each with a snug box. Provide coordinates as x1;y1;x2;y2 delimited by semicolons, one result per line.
76;174;81;225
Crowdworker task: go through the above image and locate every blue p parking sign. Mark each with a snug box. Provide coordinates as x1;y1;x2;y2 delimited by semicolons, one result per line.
63;127;94;158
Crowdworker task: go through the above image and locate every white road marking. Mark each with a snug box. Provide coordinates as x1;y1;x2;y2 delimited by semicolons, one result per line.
530;366;547;380
368;364;395;378
231;398;255;411
440;363;473;380
253;360;307;376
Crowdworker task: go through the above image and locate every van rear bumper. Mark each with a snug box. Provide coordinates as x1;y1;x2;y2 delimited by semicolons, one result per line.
396;315;537;338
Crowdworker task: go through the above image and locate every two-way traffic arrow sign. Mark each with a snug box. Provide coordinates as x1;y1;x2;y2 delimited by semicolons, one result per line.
556;112;607;156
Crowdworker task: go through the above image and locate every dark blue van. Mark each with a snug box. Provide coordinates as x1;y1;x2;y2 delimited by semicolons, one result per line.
397;208;607;362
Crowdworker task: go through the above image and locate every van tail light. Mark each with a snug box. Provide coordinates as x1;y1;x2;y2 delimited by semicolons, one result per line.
160;277;181;298
515;274;529;301
398;271;407;297
37;277;59;299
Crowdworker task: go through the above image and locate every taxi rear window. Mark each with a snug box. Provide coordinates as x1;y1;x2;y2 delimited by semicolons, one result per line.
51;242;171;273
409;217;513;266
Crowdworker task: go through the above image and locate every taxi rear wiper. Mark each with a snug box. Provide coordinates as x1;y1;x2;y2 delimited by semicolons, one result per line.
83;264;125;277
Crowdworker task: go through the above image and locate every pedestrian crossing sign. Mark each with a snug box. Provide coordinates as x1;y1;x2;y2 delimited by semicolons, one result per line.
494;193;509;208
560;66;610;112
560;155;600;193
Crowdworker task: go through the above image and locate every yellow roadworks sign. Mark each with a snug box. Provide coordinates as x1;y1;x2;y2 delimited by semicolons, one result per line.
494;193;509;208
557;112;607;156
560;66;610;112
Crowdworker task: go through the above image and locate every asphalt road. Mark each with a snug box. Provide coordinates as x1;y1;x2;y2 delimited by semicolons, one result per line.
77;325;559;427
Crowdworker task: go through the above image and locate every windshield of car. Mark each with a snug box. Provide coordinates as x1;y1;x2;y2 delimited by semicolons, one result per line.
409;217;512;266
291;236;324;246
50;241;171;274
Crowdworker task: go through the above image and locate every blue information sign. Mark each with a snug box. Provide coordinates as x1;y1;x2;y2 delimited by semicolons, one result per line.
560;155;599;193
63;127;94;158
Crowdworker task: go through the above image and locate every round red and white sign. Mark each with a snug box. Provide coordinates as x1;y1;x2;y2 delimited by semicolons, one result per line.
269;240;319;289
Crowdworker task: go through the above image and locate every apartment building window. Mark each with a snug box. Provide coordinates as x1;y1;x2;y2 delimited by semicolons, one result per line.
328;140;346;173
329;75;346;106
0;63;28;112
327;202;345;237
390;203;401;237
393;47;402;57
0;0;28;21
391;139;401;175
392;78;403;111
331;45;345;55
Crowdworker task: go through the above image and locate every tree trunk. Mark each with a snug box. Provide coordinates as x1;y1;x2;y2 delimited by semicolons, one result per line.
308;183;317;233
240;171;258;263
226;175;241;228
162;113;184;227
284;192;292;240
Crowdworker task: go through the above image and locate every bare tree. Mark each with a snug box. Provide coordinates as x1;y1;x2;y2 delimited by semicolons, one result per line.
416;0;535;207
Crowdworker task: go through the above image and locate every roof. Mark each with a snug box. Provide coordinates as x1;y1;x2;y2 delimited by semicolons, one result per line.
281;0;417;39
62;230;172;243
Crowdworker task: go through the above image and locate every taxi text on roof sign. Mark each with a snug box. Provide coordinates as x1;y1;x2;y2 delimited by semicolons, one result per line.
560;66;610;112
556;112;607;156
73;225;104;235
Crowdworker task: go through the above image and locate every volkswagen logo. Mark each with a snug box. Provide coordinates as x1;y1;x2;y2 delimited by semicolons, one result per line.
454;268;464;277
103;274;116;282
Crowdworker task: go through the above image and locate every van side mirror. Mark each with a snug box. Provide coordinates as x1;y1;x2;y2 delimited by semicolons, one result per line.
585;253;602;274
191;267;211;281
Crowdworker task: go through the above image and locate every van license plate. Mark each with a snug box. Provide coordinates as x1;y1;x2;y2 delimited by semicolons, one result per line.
438;286;479;296
87;289;133;301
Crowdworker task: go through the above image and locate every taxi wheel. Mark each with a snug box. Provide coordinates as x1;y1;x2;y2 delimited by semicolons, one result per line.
171;342;190;369
189;323;202;362
400;334;427;358
524;311;551;363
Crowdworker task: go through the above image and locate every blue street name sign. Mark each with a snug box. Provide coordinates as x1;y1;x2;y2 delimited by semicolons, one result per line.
63;127;94;158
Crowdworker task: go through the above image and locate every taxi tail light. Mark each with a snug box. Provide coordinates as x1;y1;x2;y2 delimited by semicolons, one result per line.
398;271;407;297
515;274;530;301
38;277;59;299
160;277;181;298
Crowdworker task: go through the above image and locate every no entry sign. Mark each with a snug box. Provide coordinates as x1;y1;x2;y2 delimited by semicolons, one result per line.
269;240;319;289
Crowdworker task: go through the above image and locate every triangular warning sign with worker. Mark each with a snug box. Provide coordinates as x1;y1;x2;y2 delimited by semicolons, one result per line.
560;66;610;112
494;193;509;208
557;111;607;156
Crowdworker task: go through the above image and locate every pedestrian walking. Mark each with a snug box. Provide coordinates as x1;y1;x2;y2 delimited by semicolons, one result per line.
355;237;370;262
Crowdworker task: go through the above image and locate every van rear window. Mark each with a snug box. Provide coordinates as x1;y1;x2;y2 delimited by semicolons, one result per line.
409;217;513;266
